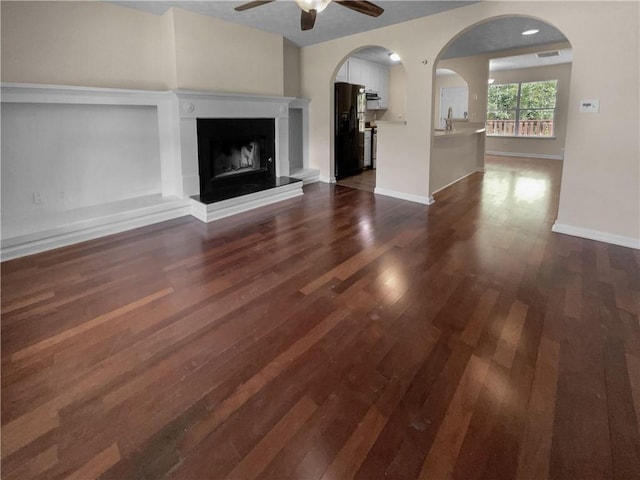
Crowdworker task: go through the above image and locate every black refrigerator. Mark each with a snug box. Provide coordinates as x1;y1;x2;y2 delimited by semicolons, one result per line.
335;82;365;180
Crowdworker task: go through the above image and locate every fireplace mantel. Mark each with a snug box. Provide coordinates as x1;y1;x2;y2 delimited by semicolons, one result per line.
0;83;315;259
172;89;296;199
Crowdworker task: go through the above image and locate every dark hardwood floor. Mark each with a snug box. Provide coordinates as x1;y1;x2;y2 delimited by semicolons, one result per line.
336;168;376;192
2;156;639;480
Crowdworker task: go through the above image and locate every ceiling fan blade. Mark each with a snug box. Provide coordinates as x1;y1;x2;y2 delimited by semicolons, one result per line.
301;9;317;31
234;1;275;12
336;1;384;17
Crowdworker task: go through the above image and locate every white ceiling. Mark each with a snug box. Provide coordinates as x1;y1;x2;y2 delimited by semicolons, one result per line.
441;16;567;59
110;1;570;67
351;46;398;66
490;48;572;71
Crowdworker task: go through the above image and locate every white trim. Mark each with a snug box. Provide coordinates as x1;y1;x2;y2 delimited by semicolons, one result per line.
1;82;172;106
486;151;564;160
319;176;336;184
374;188;434;205
1;83;313;259
290;168;320;185
1;201;190;261
552;222;640;250
175;89;296;104
190;182;303;223
431;169;484;196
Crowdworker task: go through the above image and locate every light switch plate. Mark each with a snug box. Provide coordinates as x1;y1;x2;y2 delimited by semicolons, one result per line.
579;99;599;113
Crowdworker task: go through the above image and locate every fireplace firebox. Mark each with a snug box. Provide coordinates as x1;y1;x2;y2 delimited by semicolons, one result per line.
196;118;276;202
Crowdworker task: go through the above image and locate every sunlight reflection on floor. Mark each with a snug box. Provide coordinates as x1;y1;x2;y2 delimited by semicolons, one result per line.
514;177;547;203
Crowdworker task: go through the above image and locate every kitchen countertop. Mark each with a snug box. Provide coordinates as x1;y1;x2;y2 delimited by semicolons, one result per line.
433;127;486;138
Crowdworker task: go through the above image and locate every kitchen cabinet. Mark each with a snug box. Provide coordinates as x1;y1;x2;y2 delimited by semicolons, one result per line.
336;57;390;109
348;58;363;86
336;61;349;83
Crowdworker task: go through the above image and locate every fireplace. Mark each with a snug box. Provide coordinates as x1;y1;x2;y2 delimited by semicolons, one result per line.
196;118;276;202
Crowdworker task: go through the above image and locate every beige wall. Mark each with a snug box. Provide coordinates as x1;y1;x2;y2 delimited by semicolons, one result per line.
170;8;283;95
283;39;301;98
380;64;407;122
433;70;469;128
430;132;485;194
0;1;172;90
300;1;639;243
485;62;572;158
435;55;490;125
1;1;285;95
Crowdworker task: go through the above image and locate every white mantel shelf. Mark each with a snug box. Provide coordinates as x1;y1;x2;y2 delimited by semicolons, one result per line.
1;83;316;260
0;82;173;105
175;89;297;102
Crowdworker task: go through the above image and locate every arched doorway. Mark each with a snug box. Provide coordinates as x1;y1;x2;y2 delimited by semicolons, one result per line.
331;46;407;192
429;16;573;200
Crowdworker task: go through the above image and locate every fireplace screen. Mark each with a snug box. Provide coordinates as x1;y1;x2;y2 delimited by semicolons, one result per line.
212;139;262;178
197;118;276;200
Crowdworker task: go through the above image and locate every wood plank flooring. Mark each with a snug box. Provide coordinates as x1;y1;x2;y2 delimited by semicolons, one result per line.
2;156;640;480
336;168;376;192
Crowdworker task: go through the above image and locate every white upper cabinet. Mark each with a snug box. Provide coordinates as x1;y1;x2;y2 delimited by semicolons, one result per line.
334;57;391;110
336;60;349;83
348;58;363;86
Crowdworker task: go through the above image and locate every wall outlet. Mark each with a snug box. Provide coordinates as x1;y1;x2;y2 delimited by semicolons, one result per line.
33;192;42;205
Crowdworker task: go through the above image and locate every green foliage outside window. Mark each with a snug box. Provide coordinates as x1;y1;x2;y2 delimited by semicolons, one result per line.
487;80;558;135
487;84;518;120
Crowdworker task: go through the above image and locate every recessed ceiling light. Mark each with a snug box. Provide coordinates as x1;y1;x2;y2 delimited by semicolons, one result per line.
389;52;401;62
522;29;540;36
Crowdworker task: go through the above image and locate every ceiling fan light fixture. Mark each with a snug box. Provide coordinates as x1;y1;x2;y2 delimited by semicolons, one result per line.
295;0;331;13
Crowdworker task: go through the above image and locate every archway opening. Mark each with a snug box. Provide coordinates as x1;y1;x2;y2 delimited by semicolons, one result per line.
331;45;406;192
434;68;469;129
429;16;572;201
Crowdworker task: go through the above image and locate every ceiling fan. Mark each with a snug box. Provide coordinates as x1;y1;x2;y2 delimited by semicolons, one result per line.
234;0;384;31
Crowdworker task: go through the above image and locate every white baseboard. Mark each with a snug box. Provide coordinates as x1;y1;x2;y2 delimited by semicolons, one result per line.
190;182;303;223
1;201;191;261
290;168;320;185
552;222;640;249
486;151;564;160
374;187;434;205
319;175;336;184
1;182;305;260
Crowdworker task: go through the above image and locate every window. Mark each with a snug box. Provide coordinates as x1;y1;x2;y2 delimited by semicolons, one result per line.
486;80;557;137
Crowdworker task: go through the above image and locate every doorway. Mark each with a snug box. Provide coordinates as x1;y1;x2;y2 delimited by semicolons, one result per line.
332;45;406;192
430;15;573;201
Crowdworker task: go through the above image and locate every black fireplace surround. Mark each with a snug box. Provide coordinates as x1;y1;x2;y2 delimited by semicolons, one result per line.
196;118;277;203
